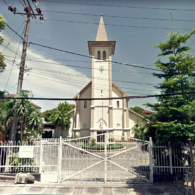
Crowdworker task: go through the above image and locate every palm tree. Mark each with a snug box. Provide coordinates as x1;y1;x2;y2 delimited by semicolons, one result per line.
50;102;74;132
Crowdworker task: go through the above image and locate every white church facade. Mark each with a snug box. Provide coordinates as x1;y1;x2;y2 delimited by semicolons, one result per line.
54;16;149;139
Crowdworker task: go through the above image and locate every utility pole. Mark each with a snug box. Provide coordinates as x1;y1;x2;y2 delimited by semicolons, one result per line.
8;0;43;141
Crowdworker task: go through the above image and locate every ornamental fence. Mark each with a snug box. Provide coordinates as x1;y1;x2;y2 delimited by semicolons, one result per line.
152;142;195;174
0;138;194;183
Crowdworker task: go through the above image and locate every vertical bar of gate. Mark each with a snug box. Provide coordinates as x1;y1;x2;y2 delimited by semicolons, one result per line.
39;139;43;174
149;137;153;183
58;136;62;183
168;142;173;174
104;133;108;183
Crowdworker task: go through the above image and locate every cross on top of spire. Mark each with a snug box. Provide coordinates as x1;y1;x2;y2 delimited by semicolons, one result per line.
96;16;108;41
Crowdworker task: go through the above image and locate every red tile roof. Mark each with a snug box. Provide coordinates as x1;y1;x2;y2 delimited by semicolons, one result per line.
142;109;153;114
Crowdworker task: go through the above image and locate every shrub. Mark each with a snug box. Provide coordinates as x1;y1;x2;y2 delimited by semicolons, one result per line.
91;138;96;146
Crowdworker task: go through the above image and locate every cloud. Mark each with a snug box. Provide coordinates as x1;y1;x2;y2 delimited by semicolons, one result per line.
0;34;90;111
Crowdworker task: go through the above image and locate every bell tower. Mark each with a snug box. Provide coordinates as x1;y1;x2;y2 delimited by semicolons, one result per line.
88;16;116;134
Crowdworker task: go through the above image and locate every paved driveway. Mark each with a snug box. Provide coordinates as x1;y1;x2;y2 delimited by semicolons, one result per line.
0;183;191;195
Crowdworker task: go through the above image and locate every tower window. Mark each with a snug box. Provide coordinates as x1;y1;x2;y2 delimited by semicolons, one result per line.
101;90;103;95
117;101;119;108
103;51;106;60
97;51;101;60
84;101;87;108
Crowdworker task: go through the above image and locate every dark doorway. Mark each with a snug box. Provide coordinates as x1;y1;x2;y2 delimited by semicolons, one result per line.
42;131;52;138
97;131;106;142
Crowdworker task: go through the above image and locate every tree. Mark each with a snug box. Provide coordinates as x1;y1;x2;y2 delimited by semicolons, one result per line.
50;102;75;131
146;29;195;193
0;92;43;141
0;15;6;74
146;29;195;144
130;106;147;118
42;109;55;122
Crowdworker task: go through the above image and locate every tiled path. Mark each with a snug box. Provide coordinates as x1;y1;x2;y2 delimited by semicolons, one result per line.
0;183;192;195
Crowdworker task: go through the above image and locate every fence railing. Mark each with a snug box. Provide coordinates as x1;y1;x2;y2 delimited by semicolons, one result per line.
152;142;194;174
0;141;41;174
41;138;70;142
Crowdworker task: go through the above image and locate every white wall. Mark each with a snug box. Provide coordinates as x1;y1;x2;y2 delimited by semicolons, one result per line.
79;86;91;130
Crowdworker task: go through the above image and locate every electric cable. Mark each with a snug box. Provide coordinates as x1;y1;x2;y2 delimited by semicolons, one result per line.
43;10;195;22
4;25;25;91
41;1;195;12
29;42;160;71
5;23;24;40
45;19;194;31
2;91;195;101
2;21;25;53
30;67;156;86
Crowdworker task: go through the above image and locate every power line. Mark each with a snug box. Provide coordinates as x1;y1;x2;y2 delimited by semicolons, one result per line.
2;91;195;101
29;70;153;94
26;81;148;95
46;19;194;31
12;58;153;74
41;1;195;12
4;26;24;91
1;44;22;58
3;55;155;67
29;42;159;71
1;21;25;53
5;23;24;40
43;10;195;22
30;67;156;86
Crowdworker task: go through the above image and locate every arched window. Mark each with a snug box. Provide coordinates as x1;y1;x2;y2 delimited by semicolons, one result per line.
97;51;101;60
84;101;87;108
103;51;106;60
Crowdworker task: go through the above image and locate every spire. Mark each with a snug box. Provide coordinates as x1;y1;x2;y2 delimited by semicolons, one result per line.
96;16;108;41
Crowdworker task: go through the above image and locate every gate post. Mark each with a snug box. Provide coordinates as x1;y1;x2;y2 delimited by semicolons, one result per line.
39;139;43;174
168;142;173;174
104;132;108;183
58;136;62;183
149;137;153;183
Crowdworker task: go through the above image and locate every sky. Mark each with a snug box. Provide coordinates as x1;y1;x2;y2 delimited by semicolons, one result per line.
0;0;195;112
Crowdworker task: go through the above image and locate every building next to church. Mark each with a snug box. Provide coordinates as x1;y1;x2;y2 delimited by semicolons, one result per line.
51;16;149;140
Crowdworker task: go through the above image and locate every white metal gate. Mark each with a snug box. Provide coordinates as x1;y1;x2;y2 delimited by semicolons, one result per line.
58;133;153;183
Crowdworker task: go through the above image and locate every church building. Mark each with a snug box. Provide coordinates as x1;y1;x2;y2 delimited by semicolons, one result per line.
54;16;149;139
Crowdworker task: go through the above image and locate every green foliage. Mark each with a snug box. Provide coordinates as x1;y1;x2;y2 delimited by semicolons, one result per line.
146;29;195;145
132;120;147;140
0;15;6;73
130;106;147;118
42;109;55;122
0;92;43;141
49;101;75;131
82;144;124;150
91;138;96;146
10;152;38;173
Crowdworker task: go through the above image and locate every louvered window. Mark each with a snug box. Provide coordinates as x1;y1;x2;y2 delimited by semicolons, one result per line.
97;51;101;60
103;51;106;60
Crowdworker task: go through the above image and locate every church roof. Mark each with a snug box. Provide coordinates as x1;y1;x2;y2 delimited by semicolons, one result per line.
73;81;129;99
96;16;108;41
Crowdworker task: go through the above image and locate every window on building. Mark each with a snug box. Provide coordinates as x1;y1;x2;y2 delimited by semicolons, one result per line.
103;51;106;60
84;101;87;108
97;51;101;60
117;101;119;108
101;90;103;95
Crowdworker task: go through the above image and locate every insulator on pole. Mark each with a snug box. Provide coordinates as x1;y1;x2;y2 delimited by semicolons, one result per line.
24;7;29;13
8;6;14;12
36;8;41;14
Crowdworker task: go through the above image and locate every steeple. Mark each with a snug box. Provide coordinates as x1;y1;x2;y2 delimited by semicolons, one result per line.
96;16;108;41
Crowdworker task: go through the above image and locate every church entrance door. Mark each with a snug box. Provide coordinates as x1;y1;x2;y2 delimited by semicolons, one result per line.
97;131;106;142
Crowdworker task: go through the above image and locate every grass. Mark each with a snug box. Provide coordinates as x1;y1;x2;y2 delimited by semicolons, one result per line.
82;144;124;150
